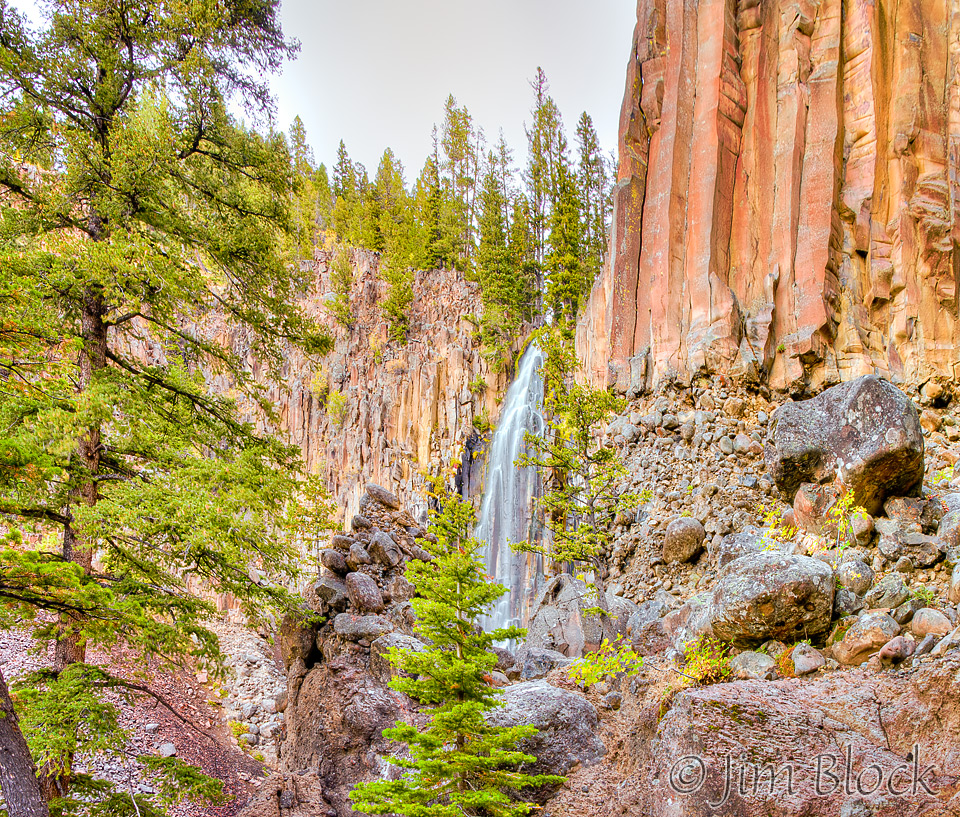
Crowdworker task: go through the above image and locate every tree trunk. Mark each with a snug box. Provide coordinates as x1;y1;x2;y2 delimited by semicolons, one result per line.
54;286;107;671
0;668;49;817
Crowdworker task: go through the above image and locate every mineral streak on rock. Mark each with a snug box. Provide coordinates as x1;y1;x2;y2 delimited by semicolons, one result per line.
578;0;960;395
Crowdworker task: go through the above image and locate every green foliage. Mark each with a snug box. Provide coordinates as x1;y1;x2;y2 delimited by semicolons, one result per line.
349;492;563;815
567;636;643;687
326;391;349;431
380;259;415;342
0;0;325;808
329;245;354;327
681;636;732;686
469;375;488;397
912;585;937;605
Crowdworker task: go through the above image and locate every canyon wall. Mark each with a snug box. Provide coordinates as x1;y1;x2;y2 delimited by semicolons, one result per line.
578;0;960;395
207;241;509;527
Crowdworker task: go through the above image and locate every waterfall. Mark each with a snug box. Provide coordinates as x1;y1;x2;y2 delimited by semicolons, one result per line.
475;342;545;633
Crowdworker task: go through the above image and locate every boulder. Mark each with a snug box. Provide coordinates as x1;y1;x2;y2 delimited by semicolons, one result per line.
345;572;384;613
238;772;334;817
791;643;826;676
346;543;372;571
514;647;571;680
792;483;838;535
663;517;706;563
626;590;679;637
878;635;916;666
950;563;960;605
525;575;607;657
486;680;606;781
365;483;400;510
833;612;901;665
369;633;425;684
712;526;764;567
863;572;911;609
877;530;943;568
938;509;960;561
709;553;835;646
661;593;715;650
764;375;924;514
332;614;393;641
836;557;874;596
309;577;349;614
330;533;353;551
385;575;415;604
369;531;403;567
911;608;952;638
728;651;776;681
319;549;348;575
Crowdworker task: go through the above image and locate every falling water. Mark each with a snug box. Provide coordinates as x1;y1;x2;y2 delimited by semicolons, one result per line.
475;342;545;633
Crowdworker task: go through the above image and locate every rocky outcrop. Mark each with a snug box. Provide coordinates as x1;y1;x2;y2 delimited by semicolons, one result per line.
208;245;518;527
578;0;960;396
765;375;924;513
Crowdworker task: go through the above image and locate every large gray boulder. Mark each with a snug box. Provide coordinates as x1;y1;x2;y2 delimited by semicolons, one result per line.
764;375;924;514
486;680;605;780
709;552;835;646
524;574;606;657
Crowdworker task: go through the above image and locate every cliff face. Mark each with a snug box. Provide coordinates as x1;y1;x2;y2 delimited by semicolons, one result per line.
210;244;509;526
578;0;960;395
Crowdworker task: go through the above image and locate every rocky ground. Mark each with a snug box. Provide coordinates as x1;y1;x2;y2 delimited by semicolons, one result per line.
0;621;289;816
241;372;960;817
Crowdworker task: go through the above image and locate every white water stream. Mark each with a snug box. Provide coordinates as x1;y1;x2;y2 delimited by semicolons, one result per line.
475;343;545;632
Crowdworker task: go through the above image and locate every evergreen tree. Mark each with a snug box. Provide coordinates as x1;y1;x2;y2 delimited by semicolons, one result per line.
288;115;319;261
315;163;334;229
524;68;563;268
0;0;331;811
349;492;562;816
575;112;610;278
545;144;587;324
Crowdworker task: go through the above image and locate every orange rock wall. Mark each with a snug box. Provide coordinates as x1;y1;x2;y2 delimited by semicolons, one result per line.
578;0;960;394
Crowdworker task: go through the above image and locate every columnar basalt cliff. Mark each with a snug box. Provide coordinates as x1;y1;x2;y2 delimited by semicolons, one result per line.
578;0;960;395
204;244;512;525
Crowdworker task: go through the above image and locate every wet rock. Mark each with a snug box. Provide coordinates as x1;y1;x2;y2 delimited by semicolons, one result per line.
345;572;384;613
365;483;400;510
911;608;952;637
863;572;911;609
709;553;835;646
764;375;924;514
728;651;776;680
486;680;606;782
663;517;705;564
834;612;901;665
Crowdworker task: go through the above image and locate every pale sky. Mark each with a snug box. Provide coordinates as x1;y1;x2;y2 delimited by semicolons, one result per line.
10;0;636;176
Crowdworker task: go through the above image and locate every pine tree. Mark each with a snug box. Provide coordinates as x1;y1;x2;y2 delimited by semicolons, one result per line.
545;144;587;324
524;68;563;268
349;492;562;816
575;112;610;278
0;0;331;811
288;115;319;261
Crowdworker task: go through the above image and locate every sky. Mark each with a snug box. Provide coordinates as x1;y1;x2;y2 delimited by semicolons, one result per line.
9;0;637;175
